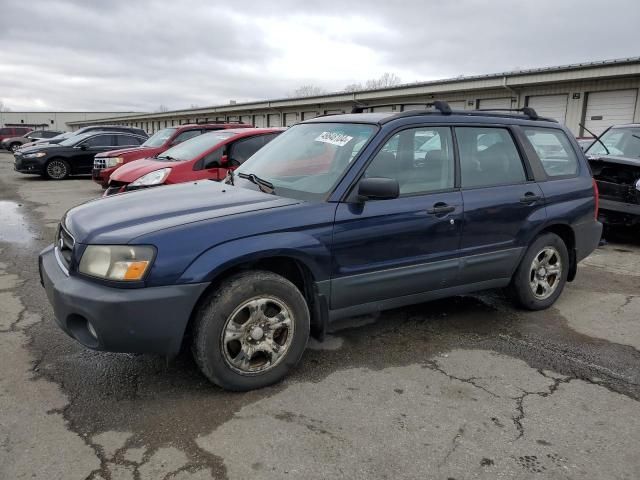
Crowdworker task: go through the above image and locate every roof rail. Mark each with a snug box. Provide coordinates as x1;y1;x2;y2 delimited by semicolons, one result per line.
473;107;539;120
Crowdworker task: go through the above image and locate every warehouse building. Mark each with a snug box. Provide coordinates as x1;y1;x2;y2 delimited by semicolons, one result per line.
67;57;640;137
0;111;139;131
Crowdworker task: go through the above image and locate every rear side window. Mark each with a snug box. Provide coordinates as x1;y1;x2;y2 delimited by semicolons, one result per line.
116;134;142;146
0;128;12;135
524;128;578;177
456;127;526;188
83;135;114;147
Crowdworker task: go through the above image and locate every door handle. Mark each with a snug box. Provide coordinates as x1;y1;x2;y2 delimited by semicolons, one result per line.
520;193;542;204
427;203;456;215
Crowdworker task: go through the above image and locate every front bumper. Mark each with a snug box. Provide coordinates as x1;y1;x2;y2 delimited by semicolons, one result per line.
92;166;116;187
39;245;208;356
13;155;43;174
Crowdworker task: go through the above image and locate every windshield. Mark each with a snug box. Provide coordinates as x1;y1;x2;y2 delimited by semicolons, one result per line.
59;132;94;146
156;131;235;161
234;123;377;201
587;127;640;157
142;128;177;148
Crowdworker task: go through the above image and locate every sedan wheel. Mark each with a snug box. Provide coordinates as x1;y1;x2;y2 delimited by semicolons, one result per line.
45;159;70;180
10;144;21;153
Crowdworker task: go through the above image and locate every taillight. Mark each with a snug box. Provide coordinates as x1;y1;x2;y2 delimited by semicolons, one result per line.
592;178;599;220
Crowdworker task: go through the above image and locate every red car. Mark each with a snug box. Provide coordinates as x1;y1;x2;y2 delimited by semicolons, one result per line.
104;128;282;196
92;123;251;188
0;126;32;143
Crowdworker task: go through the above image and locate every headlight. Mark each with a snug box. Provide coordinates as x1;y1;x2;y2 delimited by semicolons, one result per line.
130;168;171;187
24;152;47;158
79;245;155;281
105;156;124;168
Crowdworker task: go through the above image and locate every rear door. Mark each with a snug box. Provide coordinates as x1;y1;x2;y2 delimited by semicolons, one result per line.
455;126;546;285
331;126;463;310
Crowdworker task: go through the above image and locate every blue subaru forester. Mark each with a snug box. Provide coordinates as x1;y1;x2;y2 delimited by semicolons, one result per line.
39;103;602;390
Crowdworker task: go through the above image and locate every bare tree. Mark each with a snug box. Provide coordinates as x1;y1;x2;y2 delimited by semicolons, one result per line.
343;83;363;92
289;85;327;98
156;104;169;113
364;73;402;89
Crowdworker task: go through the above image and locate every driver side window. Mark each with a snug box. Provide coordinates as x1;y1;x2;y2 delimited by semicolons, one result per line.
364;127;455;195
82;135;114;148
202;147;223;169
172;130;202;145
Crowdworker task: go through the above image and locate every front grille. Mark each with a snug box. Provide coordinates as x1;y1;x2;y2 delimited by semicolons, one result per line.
55;224;75;272
94;158;107;170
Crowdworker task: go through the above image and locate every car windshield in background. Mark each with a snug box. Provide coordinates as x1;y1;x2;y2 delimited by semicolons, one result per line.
156;131;235;161
235;123;377;201
142;128;177;148
587;127;640;157
58;132;94;147
49;132;73;141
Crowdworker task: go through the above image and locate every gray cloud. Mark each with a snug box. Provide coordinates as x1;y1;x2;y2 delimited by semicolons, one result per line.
0;0;638;111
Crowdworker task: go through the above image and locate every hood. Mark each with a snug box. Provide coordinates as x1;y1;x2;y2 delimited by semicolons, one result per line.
95;146;157;159
110;158;183;182
64;180;299;244
587;154;640;167
16;143;62;155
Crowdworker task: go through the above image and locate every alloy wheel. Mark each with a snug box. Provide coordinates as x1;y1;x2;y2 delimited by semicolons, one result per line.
529;246;562;300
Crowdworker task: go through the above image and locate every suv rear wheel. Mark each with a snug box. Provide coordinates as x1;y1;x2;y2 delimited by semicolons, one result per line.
510;232;569;310
192;271;310;391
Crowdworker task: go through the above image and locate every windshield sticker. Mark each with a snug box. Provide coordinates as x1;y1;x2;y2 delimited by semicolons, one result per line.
315;132;354;147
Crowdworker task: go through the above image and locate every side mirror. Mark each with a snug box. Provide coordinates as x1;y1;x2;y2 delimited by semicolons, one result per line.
220;155;229;166
79;144;87;150
357;177;399;201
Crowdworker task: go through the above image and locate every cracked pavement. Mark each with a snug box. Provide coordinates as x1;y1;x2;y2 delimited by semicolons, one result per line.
1;151;639;479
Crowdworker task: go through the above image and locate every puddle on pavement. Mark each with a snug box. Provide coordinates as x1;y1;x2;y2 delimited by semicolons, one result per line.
0;200;35;244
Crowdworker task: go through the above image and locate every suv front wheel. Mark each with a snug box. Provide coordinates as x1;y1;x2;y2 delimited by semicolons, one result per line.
192;270;310;391
510;232;569;310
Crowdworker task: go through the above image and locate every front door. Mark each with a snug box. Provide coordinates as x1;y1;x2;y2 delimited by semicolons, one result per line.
454;126;547;285
330;126;463;310
76;134;116;173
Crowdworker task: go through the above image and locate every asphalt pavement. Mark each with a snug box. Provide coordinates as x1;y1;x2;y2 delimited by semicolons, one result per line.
0;151;639;480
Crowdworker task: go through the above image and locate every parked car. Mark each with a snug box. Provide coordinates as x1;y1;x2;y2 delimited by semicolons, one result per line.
14;131;147;179
104;128;282;195
22;131;74;149
39;104;601;391
0;126;32;144
93;123;252;188
20;125;148;150
2;130;63;152
586;124;640;227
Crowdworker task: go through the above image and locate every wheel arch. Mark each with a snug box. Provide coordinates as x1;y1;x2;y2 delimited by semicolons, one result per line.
181;253;329;354
534;223;577;281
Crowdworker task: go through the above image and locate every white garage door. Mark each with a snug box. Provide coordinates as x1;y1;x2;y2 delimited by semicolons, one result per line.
254;115;266;127
478;98;512;110
284;112;298;126
372;105;396;112
585;89;638;135
240;115;252;124
324;109;344;115
267;114;282;127
527;94;568;124
302;111;319;120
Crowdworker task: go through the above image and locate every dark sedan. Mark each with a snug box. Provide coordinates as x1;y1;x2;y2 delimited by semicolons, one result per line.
14;131;147;180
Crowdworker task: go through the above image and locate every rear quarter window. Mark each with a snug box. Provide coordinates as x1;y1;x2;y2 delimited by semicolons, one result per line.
524;128;579;177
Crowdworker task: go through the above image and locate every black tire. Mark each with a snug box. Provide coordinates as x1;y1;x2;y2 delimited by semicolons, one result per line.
510;233;569;310
9;143;21;153
44;158;70;180
192;270;310;391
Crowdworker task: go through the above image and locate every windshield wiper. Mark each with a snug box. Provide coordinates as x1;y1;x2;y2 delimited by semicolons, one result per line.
238;172;275;194
156;155;178;162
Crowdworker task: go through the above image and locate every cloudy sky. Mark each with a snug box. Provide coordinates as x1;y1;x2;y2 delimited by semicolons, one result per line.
1;0;639;112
